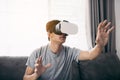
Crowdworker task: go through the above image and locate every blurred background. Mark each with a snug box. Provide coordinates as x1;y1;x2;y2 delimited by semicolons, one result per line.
0;0;88;56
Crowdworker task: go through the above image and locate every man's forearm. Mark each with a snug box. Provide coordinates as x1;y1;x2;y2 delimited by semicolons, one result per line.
88;44;103;60
23;73;39;80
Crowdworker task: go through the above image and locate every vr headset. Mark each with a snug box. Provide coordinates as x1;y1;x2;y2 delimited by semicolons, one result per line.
54;21;78;35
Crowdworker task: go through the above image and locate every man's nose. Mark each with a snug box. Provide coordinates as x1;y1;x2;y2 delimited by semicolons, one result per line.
62;33;68;36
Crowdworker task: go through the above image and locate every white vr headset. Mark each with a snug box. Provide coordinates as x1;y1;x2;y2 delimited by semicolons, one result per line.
55;21;78;35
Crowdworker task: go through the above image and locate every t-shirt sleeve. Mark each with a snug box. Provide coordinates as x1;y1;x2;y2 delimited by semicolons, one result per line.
26;49;39;69
71;47;81;62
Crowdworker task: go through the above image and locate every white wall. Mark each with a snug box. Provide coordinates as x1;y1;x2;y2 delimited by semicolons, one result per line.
0;0;49;56
0;0;88;56
115;0;120;59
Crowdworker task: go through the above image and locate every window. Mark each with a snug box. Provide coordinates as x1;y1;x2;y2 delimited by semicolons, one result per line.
0;0;88;56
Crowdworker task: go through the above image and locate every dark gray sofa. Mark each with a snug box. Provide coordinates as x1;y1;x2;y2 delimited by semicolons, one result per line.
0;57;27;80
0;53;120;80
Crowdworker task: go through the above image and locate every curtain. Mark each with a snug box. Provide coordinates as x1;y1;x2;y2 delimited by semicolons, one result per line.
87;0;116;53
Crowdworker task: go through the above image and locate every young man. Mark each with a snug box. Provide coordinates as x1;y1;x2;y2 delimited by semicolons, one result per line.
23;20;114;80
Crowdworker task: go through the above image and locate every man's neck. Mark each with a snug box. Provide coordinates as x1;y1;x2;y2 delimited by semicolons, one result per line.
49;42;62;54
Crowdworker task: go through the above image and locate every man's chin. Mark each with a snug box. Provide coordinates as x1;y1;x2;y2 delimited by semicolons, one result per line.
61;40;66;43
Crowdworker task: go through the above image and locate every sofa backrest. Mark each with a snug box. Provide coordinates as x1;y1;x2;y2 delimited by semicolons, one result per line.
0;57;27;80
0;53;120;80
79;53;120;80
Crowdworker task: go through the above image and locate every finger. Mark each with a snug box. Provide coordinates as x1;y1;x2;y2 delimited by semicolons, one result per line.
34;68;37;73
35;58;39;64
102;20;107;27
35;56;42;63
98;22;103;31
107;26;115;34
38;56;42;64
103;22;111;32
104;22;111;30
44;63;52;69
98;20;107;30
35;63;39;68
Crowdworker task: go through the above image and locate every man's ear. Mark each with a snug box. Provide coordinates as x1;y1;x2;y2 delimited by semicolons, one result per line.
47;32;50;41
47;32;50;37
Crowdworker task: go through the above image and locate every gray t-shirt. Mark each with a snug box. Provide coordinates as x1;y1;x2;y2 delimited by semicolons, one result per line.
26;44;81;80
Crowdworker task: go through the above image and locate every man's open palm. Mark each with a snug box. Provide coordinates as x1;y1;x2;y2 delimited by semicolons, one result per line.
96;20;115;47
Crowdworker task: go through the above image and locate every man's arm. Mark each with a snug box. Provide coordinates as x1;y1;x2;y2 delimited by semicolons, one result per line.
78;44;103;60
23;66;38;80
78;20;114;61
23;56;51;80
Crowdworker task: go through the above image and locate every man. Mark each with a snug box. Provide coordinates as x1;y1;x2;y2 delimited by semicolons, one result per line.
23;20;114;80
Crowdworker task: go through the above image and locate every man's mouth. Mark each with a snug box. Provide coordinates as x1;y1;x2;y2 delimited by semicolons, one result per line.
60;36;66;39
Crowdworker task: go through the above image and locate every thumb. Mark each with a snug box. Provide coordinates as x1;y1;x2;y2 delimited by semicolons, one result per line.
44;63;52;69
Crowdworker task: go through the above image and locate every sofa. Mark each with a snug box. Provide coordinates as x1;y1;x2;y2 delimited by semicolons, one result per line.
0;57;27;80
0;53;120;80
